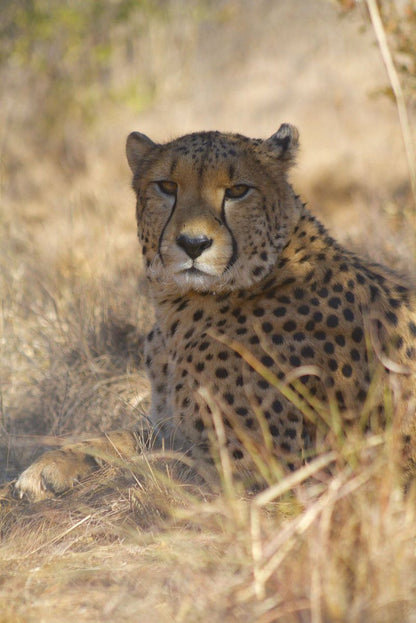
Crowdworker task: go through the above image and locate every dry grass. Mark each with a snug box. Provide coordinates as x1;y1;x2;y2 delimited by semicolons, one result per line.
2;432;416;622
1;1;416;621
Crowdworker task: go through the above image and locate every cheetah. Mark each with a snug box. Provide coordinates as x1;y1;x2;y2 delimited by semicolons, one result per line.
15;123;416;501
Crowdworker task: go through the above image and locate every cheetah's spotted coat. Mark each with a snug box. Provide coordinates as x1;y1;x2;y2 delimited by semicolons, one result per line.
16;124;416;500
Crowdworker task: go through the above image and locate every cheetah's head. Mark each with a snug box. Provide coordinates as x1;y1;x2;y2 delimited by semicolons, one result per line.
126;124;300;294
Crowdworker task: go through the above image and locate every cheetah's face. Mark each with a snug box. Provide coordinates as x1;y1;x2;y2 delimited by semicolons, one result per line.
127;125;299;293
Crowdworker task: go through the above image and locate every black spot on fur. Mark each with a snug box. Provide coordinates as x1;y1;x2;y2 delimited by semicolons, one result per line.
342;363;353;378
283;320;297;332
215;367;229;379
385;311;398;327
352;327;363;343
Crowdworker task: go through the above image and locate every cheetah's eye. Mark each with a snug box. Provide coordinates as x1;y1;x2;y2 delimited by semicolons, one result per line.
224;184;250;200
156;180;177;196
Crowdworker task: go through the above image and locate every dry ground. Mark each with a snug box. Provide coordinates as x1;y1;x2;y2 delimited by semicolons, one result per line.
1;1;416;621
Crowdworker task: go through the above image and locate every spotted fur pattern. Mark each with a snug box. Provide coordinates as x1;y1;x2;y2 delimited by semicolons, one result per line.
15;124;416;500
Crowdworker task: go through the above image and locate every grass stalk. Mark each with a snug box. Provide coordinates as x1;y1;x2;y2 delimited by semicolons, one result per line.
366;0;416;212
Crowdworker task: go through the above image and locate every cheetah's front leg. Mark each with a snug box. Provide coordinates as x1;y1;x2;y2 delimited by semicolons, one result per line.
14;430;147;502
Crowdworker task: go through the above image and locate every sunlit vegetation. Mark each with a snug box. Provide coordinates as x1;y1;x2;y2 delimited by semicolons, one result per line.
1;1;416;621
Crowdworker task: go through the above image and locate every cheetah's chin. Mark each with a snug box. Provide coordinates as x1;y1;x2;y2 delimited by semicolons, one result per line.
173;268;218;293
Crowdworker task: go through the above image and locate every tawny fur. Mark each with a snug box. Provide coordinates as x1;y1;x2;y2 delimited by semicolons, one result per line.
15;124;416;501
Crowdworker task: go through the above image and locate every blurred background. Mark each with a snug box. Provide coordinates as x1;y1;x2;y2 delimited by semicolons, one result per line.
1;0;415;481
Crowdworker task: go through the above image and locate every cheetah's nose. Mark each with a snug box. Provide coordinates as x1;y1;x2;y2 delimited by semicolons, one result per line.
176;234;213;260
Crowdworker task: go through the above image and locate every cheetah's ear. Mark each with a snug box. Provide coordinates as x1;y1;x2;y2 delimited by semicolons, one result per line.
264;123;299;162
126;132;157;173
